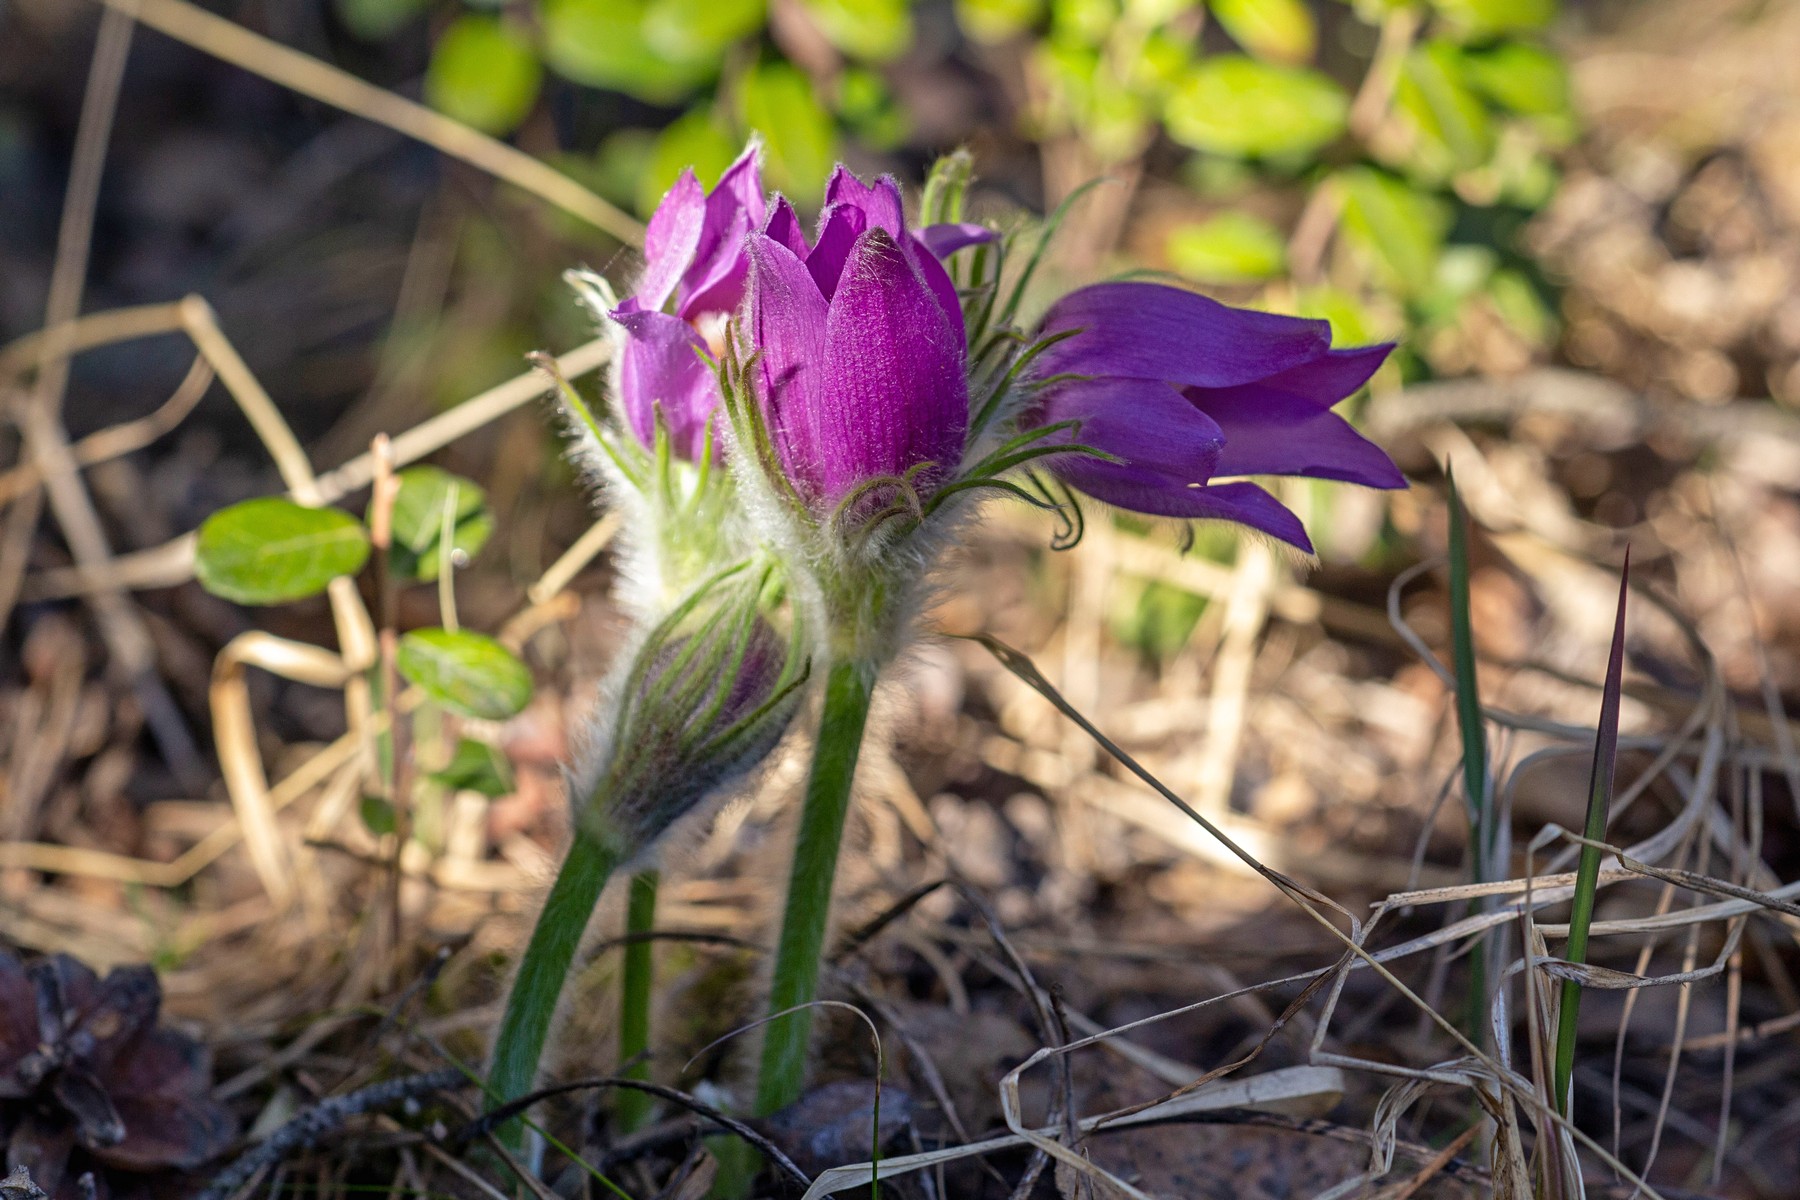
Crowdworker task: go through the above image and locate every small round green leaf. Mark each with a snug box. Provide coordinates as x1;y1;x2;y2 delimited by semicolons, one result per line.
1395;40;1495;178
430;737;516;797
956;0;1043;44
378;466;494;582
1461;41;1571;117
398;628;534;721
1166;212;1288;284
542;0;712;103
1337;167;1452;298
802;0;911;61
1429;0;1555;40
1165;56;1348;159
424;15;543;135
195;498;370;606
1209;0;1318;65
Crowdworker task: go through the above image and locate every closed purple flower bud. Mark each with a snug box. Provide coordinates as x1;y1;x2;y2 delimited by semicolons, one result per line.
609;145;767;463
740;168;974;513
1028;282;1405;553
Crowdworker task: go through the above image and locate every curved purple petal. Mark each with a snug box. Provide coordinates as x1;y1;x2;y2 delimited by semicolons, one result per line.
744;232;831;497
806;203;866;301
1063;473;1314;552
918;223;997;259
1189;383;1406;488
611;305;720;463
713;143;767;230
1038;378;1224;484
824;166;905;237
815;228;968;505
908;237;966;350
1257;343;1394;408
676;146;767;320
637;169;705;312
764;196;810;259
1037;282;1332;389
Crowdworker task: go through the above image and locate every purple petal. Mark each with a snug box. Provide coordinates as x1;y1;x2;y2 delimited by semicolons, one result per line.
1063;474;1314;552
1038;378;1224;484
806;203;866;301
610;304;721;463
908;237;966;350
1189;383;1406;488
744;232;831;497
824;166;905;237
676;145;768;320
764;196;810;259
815;228;968;505
636;169;705;311
1037;282;1332;389
1257;343;1394;408
713;142;768;230
917;223;996;259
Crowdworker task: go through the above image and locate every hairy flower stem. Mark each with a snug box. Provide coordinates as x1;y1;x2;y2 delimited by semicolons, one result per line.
755;658;875;1115
616;869;659;1132
488;827;622;1147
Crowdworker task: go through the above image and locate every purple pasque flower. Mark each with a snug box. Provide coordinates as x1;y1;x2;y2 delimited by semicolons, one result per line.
1028;282;1405;553
740;166;984;513
608;145;767;463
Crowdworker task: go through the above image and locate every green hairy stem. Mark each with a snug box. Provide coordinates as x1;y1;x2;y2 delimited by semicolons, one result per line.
755;658;875;1115
616;869;659;1132
487;827;622;1145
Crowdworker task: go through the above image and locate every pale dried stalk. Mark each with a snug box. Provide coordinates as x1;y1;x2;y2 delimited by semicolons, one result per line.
99;0;643;245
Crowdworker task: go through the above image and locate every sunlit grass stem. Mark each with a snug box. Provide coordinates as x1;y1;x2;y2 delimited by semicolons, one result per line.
755;657;875;1115
616;869;658;1132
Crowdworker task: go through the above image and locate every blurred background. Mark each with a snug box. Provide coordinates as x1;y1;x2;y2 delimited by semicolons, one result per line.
7;0;1800;1196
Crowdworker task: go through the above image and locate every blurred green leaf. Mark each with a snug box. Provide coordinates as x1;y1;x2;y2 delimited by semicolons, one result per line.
359;794;397;836
639;108;740;217
957;0;1044;42
1429;0;1554;40
1210;0;1317;64
1052;0;1116;44
397;628;534;721
334;0;429;41
740;62;836;197
1461;41;1570;116
542;0;711;103
424;15;542;136
195;499;370;606
644;0;766;62
1295;284;1390;345
1166;212;1287;283
378;466;493;583
803;0;912;61
1395;41;1495;177
1487;266;1555;345
1165;56;1348;158
430;738;516;797
837;68;910;150
1337;167;1451;297
1112;580;1208;662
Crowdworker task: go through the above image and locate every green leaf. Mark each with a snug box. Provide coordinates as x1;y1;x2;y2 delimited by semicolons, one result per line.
1210;0;1317;64
423;15;543;136
542;0;712;103
1461;41;1570;117
195;499;371;606
1166;212;1287;283
644;0;766;62
957;0;1043;43
802;0;911;61
1429;0;1555;40
1394;40;1495;177
359;794;397;836
397;628;534;721
378;465;495;582
1336;167;1451;297
740;62;837;197
1164;56;1348;159
638;108;741;218
334;0;430;41
837;68;910;150
430;737;516;797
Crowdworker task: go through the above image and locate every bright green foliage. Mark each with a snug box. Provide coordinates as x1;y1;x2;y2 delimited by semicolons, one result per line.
424;15;542;135
837;68;910;150
1395;40;1496;179
195;498;371;606
739;62;837;197
333;0;428;41
1165;56;1349;158
636;110;742;218
1166;212;1288;283
802;0;912;61
541;0;713;104
397;628;534;721
430;737;515;797
1209;0;1318;64
1337;167;1453;298
643;0;767;63
379;466;494;583
958;0;1044;42
1430;0;1555;40
1461;41;1570;117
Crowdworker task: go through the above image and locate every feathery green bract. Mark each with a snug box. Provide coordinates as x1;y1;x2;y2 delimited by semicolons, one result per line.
1554;551;1629;1115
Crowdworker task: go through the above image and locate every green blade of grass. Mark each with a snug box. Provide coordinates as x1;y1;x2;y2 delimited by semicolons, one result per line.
1553;548;1630;1116
1446;468;1491;1046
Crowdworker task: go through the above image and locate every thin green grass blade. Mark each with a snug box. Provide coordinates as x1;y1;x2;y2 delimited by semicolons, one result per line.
1446;468;1491;1047
1554;549;1630;1115
616;870;658;1133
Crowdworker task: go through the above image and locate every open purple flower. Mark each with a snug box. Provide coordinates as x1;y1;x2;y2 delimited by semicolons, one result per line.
741;167;977;513
1027;282;1405;553
608;145;767;463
